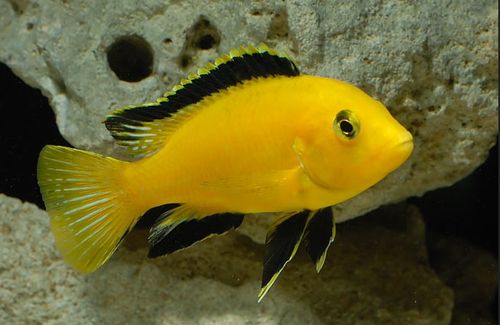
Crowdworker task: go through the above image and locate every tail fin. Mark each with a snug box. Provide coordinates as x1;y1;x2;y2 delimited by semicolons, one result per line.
37;145;142;272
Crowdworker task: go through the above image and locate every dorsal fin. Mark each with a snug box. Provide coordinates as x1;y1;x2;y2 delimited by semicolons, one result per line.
104;44;300;158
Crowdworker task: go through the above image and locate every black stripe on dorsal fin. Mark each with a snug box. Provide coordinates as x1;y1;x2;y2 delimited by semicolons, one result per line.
104;44;300;158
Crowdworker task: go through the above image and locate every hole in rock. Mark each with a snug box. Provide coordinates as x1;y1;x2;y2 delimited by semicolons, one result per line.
267;9;289;39
196;34;216;50
7;0;28;15
179;54;191;68
189;17;220;51
177;16;220;69
107;35;154;82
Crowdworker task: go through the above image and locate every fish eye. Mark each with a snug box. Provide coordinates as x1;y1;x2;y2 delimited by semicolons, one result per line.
333;110;360;140
339;120;354;134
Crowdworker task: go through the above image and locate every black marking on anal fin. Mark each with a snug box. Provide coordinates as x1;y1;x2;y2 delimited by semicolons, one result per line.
304;208;336;273
135;203;182;229
147;213;244;258
104;44;299;158
115;202;183;253
258;210;310;302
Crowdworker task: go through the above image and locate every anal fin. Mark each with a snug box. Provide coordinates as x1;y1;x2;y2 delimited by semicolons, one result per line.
303;207;336;273
258;210;311;302
148;206;244;257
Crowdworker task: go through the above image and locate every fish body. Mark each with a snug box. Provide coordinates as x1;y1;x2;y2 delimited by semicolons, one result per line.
126;75;410;213
37;45;413;300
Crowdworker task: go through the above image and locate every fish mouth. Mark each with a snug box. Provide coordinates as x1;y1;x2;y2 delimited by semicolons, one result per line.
397;134;414;147
394;129;414;153
396;139;414;150
391;137;414;164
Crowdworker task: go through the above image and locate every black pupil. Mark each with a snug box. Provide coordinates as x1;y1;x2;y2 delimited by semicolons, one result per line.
339;120;354;134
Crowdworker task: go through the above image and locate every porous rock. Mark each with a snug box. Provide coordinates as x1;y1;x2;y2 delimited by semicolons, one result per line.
0;2;497;226
0;195;453;324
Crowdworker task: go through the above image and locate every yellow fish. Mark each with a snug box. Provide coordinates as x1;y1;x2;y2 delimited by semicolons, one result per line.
37;44;413;301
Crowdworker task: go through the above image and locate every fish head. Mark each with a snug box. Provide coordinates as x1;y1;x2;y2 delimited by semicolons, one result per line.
294;78;414;198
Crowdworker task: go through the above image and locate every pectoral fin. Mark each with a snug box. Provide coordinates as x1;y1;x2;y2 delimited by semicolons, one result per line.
303;207;336;273
258;210;311;302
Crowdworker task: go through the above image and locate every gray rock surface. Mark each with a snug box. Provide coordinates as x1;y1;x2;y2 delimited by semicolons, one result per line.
0;194;453;324
0;0;497;229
